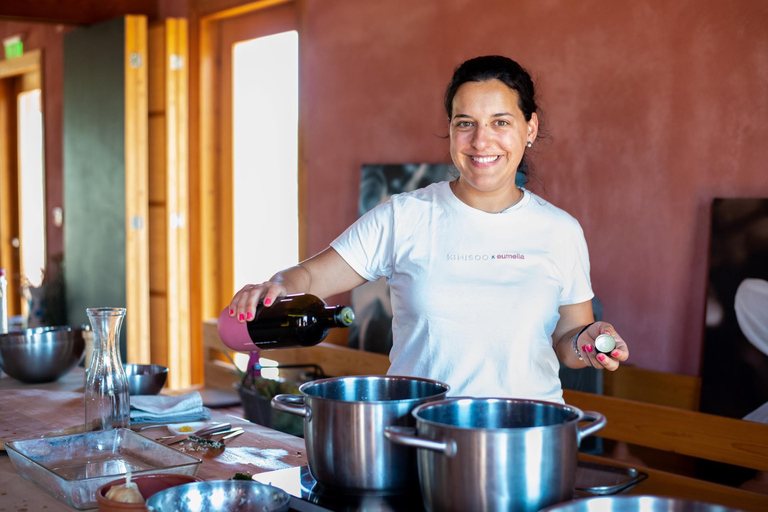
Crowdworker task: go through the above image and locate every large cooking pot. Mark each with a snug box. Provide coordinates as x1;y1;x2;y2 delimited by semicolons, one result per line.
271;375;450;492
384;397;606;512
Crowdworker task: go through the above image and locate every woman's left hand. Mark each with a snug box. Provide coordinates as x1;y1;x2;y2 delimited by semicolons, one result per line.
579;322;629;371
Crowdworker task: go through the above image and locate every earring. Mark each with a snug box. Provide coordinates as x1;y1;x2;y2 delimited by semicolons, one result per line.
526;141;532;148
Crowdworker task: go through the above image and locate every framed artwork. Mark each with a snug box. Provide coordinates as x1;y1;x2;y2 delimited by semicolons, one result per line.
700;198;768;422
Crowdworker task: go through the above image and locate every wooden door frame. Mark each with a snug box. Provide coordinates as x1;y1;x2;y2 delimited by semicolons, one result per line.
0;50;43;318
124;15;151;364
190;0;304;384
148;18;192;389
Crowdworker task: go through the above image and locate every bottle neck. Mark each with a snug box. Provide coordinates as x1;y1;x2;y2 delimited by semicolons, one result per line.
86;308;126;364
324;305;355;328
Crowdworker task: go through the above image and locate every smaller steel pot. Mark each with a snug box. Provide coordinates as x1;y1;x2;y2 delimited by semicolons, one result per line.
385;397;606;512
272;375;450;492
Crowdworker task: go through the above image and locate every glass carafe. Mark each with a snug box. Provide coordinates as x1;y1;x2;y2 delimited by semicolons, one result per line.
85;307;130;431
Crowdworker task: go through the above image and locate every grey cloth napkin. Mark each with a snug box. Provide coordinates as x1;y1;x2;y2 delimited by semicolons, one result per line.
129;392;211;424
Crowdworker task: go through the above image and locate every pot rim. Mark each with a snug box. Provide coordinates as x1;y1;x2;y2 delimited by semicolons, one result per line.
410;397;585;432
296;374;451;404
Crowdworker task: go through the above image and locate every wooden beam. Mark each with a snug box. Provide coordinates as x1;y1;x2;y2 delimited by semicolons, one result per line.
0;50;42;80
0;1;157;26
197;0;292;20
603;364;701;410
564;389;768;472
124;15;151;364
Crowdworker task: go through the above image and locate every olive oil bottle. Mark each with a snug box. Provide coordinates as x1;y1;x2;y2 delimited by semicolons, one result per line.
219;293;355;351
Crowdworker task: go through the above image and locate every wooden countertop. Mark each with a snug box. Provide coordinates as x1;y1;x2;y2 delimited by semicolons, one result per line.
3;365;768;511
0;368;307;510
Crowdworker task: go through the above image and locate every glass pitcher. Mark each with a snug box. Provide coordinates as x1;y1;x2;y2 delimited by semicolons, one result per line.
84;307;130;431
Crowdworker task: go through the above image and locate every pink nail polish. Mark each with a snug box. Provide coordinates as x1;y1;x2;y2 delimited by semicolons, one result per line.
611;351;619;358
581;345;587;352
597;354;605;362
264;298;272;306
586;345;593;353
238;314;244;321
246;312;253;320
229;309;234;316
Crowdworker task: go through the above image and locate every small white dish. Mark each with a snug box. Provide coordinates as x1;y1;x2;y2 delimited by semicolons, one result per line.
166;421;207;435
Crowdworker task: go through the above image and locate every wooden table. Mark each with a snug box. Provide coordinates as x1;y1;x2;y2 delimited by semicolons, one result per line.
0;368;307;510
4;368;768;511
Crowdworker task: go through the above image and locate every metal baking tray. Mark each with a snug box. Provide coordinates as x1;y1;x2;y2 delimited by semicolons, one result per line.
6;428;201;509
574;460;648;496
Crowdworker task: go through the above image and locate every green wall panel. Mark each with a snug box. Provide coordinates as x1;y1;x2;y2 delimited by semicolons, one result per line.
63;17;128;355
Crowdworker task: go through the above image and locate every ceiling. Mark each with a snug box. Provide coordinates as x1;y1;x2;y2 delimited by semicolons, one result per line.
0;0;157;26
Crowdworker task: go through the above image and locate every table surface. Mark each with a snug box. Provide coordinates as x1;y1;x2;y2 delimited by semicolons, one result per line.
3;369;768;512
0;367;307;511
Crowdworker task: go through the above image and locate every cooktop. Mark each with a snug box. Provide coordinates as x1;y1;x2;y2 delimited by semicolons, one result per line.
253;465;426;512
253;459;646;512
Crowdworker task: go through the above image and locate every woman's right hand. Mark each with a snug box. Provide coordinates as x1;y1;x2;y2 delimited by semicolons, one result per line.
226;247;368;323
228;281;288;323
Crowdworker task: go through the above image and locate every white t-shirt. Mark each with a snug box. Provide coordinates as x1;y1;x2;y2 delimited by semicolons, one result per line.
331;181;594;402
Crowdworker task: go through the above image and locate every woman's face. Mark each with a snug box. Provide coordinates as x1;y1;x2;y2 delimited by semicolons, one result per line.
449;79;537;197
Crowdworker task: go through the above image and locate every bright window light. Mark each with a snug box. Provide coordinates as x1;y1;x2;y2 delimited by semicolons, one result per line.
17;89;46;287
232;31;299;289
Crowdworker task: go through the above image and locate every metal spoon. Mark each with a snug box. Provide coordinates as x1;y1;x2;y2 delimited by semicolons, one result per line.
159;422;232;445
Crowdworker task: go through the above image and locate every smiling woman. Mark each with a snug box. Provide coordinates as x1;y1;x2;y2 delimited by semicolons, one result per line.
448;79;535;213
227;55;630;404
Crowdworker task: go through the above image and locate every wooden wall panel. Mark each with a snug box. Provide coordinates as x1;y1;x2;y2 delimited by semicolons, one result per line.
147;18;191;389
149;294;167;365
124;15;151;364
148;25;166;114
148;115;167;203
148;205;167;290
0;76;21;316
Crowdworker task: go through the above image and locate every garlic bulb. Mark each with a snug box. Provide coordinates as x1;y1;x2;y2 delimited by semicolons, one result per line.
105;470;144;503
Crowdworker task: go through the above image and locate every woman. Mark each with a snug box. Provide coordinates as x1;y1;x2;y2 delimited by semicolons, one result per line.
228;55;629;403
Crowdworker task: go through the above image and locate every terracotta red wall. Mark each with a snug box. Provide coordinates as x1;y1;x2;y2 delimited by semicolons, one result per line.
301;0;768;376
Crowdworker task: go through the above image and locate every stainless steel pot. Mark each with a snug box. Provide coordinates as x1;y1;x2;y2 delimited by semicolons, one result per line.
384;397;606;512
540;495;745;511
272;375;450;492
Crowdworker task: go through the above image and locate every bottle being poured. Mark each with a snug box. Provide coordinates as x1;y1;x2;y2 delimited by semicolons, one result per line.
218;293;355;351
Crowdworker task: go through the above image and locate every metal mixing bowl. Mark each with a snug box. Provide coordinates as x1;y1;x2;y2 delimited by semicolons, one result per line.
124;363;168;395
145;480;291;512
0;326;87;384
541;495;745;511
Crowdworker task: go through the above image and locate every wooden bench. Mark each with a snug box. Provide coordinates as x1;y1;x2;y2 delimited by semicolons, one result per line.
202;319;768;510
564;389;768;510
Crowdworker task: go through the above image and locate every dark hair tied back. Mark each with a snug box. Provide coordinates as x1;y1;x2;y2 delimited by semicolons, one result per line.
444;55;538;120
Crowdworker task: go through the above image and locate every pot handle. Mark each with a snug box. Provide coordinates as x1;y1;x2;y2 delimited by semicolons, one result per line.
577;411;607;443
384;426;457;457
271;394;309;418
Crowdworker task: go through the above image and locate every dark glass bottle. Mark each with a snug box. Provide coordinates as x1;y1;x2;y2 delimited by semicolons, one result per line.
219;293;355;351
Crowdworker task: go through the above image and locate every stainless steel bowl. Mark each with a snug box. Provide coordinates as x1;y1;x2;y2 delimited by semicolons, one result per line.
0;326;87;383
145;480;290;512
541;496;746;512
124;363;168;395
